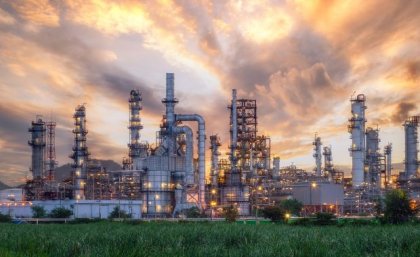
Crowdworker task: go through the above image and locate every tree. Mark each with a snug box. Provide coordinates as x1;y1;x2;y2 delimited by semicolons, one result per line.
279;199;303;216
261;206;285;222
108;206;131;219
223;205;238;223
31;205;46;218
384;189;416;224
49;207;73;218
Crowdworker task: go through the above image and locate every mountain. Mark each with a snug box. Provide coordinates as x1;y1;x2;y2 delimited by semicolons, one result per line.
0;181;10;190
54;159;122;182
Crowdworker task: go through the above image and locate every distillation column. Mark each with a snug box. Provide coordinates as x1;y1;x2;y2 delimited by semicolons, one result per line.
71;105;90;200
45;121;57;181
404;116;419;179
273;157;280;178
348;94;366;187
128;90;144;169
230;89;238;170
28;116;46;181
365;127;381;188
210;135;221;185
313;134;322;176
323;146;333;178
384;143;392;185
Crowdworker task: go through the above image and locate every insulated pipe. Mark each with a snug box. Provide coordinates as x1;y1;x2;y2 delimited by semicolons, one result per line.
173;126;194;186
175;114;206;209
230;89;238;169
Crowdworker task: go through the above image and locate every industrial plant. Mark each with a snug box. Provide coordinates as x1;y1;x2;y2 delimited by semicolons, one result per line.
0;74;419;219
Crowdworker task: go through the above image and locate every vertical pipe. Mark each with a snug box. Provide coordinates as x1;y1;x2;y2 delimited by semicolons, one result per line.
210;135;220;185
128;90;143;169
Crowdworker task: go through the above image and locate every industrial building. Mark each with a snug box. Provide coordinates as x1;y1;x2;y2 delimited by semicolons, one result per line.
0;73;419;219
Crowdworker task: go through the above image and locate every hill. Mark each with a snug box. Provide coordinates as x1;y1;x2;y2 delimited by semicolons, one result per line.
0;181;10;190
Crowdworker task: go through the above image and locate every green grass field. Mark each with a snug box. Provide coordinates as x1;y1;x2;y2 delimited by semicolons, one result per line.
0;222;419;257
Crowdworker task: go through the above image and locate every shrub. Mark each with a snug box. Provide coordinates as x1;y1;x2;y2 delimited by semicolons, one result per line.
384;189;416;224
31;205;46;218
108;206;132;219
313;212;336;225
185;207;206;218
0;213;12;223
279;199;303;216
261;206;285;222
223;205;238;223
49;207;73;218
290;217;312;226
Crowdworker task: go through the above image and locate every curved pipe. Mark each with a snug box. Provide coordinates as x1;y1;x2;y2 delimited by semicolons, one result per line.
173;126;194;185
175;114;206;209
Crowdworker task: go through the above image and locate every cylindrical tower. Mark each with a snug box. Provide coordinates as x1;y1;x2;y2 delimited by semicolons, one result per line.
70;105;90;200
348;94;366;187
45;121;57;181
323;146;333;177
229;89;238;170
404;116;419;179
384;143;392;184
210;135;221;185
365;127;381;187
273;157;280;178
128;89;143;168
28;116;46;180
313;134;322;176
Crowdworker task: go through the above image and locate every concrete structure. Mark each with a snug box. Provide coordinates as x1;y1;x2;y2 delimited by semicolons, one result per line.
348;94;366;187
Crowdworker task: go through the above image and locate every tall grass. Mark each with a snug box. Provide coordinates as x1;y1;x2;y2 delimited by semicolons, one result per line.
0;222;419;257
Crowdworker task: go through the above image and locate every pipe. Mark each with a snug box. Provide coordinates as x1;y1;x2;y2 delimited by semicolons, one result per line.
175;114;206;209
173;126;194;186
230;89;238;170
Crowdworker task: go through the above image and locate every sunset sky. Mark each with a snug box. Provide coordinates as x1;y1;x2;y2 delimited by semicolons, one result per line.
0;0;419;186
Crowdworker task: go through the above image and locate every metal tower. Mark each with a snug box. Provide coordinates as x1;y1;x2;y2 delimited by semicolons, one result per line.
70;105;90;200
348;94;366;187
128;89;144;169
45;121;57;181
404;116;419;179
313;134;322;176
365;127;381;188
28;116;46;180
210;135;221;185
323;146;333;177
384;143;392;185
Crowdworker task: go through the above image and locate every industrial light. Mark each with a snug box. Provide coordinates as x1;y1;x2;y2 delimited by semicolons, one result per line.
311;182;317;188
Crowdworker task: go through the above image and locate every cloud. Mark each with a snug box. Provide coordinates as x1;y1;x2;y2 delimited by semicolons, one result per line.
391;102;417;124
8;0;60;27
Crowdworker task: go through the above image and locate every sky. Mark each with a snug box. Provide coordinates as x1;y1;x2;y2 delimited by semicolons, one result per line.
0;0;419;186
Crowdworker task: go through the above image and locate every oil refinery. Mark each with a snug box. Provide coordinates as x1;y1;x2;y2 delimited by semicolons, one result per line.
0;74;419;219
